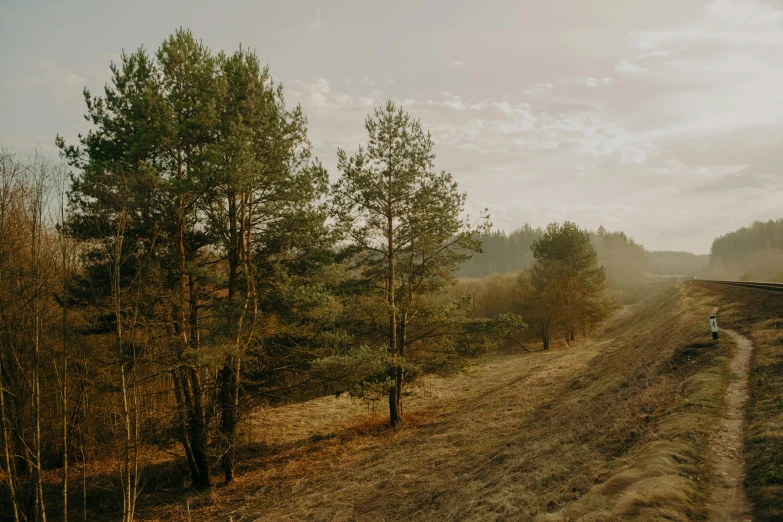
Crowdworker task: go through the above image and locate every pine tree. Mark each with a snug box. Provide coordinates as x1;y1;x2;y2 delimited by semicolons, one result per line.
331;102;490;426
59;29;330;489
208;47;329;483
531;222;609;348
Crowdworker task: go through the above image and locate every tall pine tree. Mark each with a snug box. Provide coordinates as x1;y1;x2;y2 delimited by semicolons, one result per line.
331;102;491;426
59;29;330;488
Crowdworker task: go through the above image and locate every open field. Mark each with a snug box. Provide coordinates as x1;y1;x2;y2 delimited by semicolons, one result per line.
32;281;783;521
56;282;741;522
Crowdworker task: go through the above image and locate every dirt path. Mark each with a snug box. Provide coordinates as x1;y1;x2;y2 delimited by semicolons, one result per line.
707;307;753;521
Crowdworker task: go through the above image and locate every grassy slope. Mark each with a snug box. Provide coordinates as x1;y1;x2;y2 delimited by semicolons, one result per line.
137;284;736;521
691;282;783;522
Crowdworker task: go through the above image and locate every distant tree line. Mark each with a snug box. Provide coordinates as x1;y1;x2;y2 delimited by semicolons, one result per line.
453;222;613;351
459;226;712;291
456;225;542;277
648;250;709;277
450;228;717;350
458;225;649;299
709;219;783;281
590;226;649;290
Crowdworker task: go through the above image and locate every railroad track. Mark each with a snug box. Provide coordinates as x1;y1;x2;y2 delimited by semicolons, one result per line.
693;279;783;293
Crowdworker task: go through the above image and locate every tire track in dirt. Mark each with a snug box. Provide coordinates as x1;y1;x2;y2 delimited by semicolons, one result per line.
707;306;752;522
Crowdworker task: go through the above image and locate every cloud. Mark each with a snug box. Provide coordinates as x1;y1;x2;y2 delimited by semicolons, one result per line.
579;77;612;88
16;58;86;103
636;49;676;60
633;0;783;52
614;58;648;74
575;165;597;177
647;159;747;179
284;77;386;155
522;82;554;96
614;0;783;81
288;77;355;110
428;119;485;149
287;77;384;112
279;1;783;253
393;98;417;107
81;52;121;85
409;86;650;165
291;77;331;95
610;0;783;142
690;172;777;193
425;92;467;110
309;9;323;31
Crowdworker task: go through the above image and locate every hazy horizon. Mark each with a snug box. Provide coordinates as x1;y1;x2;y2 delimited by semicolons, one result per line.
2;0;782;254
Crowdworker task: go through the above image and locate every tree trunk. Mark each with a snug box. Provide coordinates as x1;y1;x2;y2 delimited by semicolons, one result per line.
388;382;399;427
80;416;86;522
220;193;240;484
174;148;199;487
396;312;406;419
0;352;20;522
172;371;198;483
0;173;19;522
185;270;210;489
188;273;199;351
187;369;210;489
219;357;240;483
541;324;550;350
60;274;69;522
174;148;210;489
61;350;68;522
34;314;46;522
387;209;398;427
111;210;138;522
219;192;254;484
58;181;70;522
119;357;133;522
32;189;47;522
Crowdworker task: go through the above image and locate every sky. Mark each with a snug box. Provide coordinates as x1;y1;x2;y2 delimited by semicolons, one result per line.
1;0;782;254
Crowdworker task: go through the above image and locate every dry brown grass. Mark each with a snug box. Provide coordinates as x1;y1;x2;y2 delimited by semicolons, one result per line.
114;284;736;521
44;283;747;521
691;282;783;522
524;284;733;521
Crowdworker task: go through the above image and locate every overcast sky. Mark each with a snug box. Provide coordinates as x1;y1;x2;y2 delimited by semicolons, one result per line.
2;0;782;253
